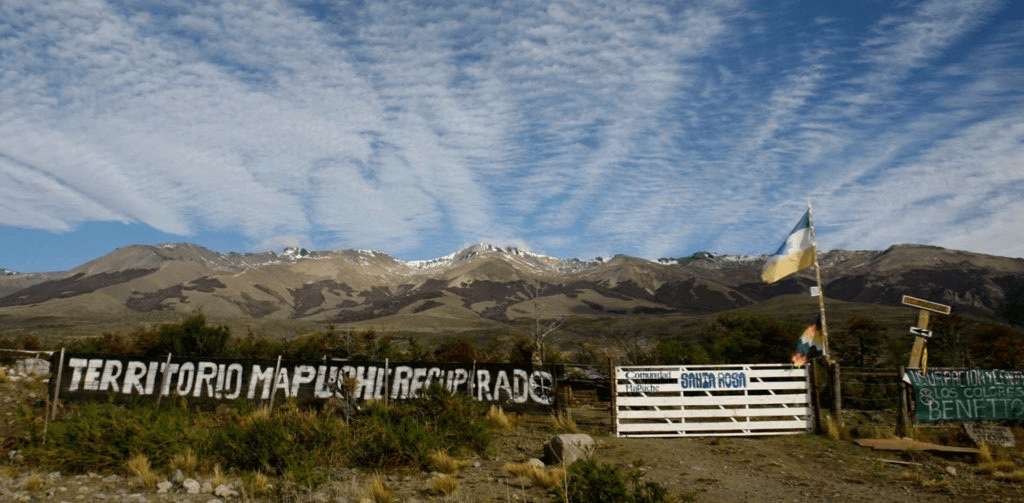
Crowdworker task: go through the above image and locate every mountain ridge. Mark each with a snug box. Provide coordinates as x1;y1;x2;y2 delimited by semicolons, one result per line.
1;242;1022;341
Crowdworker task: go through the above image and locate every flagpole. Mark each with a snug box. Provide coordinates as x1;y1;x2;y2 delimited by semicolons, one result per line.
808;200;830;360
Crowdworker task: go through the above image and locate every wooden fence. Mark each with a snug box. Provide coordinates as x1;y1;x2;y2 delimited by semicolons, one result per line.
613;364;812;437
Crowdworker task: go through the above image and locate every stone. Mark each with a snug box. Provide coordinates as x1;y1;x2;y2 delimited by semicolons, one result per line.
526;458;545;468
157;481;174;493
202;481;213;493
214;484;239;498
945;466;957;477
543;433;595;466
171;469;184;484
183;478;201;494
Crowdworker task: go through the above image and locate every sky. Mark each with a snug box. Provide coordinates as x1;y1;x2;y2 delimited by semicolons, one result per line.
2;0;1023;273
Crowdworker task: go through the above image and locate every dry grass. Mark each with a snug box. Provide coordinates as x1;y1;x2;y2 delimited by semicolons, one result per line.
209;464;229;487
504;462;566;491
822;413;840;441
126;453;158;489
978;444;994;463
240;406;272;428
426;474;459;496
170;448;198;474
366;475;393;503
898;470;949;489
247;471;273;496
995;470;1024;483
922;478;951;490
486;405;513;431
428;450;471;475
21;472;44;492
0;367;7;383
549;410;578;433
977;461;1018;475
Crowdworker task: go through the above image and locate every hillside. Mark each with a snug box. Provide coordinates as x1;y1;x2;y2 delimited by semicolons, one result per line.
0;243;1022;344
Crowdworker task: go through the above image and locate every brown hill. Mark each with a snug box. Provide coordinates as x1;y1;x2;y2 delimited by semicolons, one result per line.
1;243;1022;343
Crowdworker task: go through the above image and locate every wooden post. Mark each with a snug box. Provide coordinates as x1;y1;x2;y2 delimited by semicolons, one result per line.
908;310;930;371
829;361;842;428
50;348;65;421
157;353;173;407
896;366;910;438
809;360;822;434
269;355;282;408
609;358;617;437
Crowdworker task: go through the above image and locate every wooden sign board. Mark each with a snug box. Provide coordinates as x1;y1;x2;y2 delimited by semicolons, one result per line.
963;423;1016;448
901;295;951;315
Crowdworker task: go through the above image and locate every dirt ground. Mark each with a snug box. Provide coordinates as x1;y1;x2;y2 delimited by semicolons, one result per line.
3;361;1024;502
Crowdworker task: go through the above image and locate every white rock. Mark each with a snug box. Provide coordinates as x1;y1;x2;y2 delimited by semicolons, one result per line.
543;433;595;466
183;478;201;494
214;484;238;498
157;481;174;493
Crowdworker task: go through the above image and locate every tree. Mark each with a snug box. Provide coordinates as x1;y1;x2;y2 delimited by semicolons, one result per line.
929;313;968;367
705;313;803;364
528;280;564;365
831;317;886;367
149;313;230;357
969;323;1024;368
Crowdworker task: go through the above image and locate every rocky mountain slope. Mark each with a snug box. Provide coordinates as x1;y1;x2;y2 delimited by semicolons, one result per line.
1;243;1022;340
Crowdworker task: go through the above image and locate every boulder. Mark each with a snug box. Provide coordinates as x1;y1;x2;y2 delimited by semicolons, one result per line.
543;433;595;466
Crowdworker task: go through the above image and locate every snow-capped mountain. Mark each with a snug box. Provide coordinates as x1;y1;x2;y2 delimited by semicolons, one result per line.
0;243;1022;340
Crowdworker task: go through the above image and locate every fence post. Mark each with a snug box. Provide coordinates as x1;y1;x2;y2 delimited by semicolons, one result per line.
157;353;173;407
830;361;842;428
896;366;910;437
809;360;823;434
269;355;282;408
51;348;65;421
606;358;614;436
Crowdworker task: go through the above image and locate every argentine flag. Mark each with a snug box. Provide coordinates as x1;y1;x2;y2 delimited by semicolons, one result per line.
761;210;816;284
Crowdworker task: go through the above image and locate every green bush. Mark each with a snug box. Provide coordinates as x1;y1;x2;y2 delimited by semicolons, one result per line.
209;401;347;485
21;399;201;473
149;313;231;357
348;383;492;470
555;459;672;503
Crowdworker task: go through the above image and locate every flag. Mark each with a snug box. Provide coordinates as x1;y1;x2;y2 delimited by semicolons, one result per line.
792;319;825;367
761;209;816;283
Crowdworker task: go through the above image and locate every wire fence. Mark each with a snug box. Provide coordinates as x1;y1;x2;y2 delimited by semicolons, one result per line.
839;367;901;412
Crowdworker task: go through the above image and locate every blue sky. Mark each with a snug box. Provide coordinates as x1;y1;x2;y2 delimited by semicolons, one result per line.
2;0;1023;273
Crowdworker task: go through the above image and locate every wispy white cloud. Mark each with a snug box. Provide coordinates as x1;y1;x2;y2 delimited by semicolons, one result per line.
1;0;1023;272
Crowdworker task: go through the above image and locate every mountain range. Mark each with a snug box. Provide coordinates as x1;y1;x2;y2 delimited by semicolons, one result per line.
1;243;1022;343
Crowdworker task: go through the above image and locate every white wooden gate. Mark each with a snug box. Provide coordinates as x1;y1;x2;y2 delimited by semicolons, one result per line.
614;364;811;437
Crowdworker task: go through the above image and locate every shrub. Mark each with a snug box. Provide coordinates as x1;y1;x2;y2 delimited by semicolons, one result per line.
555;459;672;503
209;402;347;485
348;383;492;470
149;313;231;357
21;400;200;473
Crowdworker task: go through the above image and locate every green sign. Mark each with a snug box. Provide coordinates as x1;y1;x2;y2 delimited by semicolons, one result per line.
906;369;1024;422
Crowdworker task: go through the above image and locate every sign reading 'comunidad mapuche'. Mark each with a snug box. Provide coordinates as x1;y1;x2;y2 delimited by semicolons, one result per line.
48;353;556;406
906;369;1024;422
